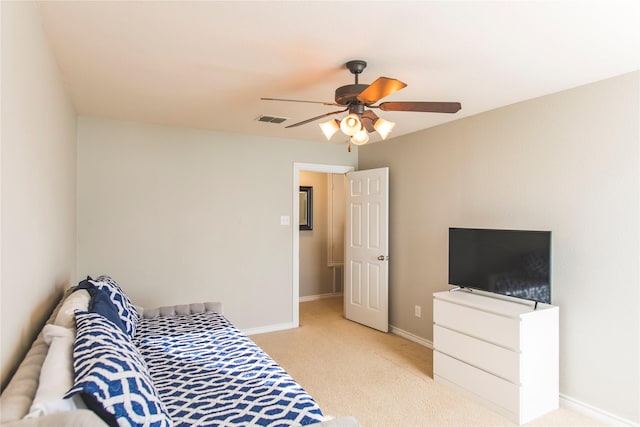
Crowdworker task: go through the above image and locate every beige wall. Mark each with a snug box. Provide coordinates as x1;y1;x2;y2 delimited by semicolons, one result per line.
299;171;334;297
77;117;356;330
359;72;640;423
1;2;77;385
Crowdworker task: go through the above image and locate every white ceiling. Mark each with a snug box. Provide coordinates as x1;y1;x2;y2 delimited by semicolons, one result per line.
37;1;640;145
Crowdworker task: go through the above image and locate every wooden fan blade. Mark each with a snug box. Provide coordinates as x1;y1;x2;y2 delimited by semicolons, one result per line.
378;101;462;113
357;77;407;104
261;97;338;106
285;108;348;128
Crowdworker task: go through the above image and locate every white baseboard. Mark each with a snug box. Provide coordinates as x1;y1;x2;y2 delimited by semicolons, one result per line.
242;322;294;336
245;294;342;334
299;292;343;303
560;394;638;427
389;325;434;349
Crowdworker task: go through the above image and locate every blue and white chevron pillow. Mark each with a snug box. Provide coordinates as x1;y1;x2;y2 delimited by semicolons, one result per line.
92;275;140;338
66;311;172;427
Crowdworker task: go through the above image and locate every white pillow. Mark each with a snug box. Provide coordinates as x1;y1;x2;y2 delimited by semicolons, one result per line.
53;290;91;329
25;324;84;418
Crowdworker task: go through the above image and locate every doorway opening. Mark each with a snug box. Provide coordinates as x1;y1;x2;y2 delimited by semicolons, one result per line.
292;163;354;328
298;171;345;299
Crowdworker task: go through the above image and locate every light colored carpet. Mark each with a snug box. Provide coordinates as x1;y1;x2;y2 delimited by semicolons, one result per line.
251;297;603;427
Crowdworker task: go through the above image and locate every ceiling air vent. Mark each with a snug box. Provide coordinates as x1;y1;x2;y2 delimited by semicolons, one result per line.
256;115;287;124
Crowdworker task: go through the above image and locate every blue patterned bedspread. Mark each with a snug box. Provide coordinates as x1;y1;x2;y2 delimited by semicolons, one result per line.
134;312;324;426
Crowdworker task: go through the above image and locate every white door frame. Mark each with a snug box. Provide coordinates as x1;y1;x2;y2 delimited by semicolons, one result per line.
292;163;354;327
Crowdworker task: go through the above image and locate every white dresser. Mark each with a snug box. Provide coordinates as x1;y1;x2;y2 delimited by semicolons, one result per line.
433;290;559;425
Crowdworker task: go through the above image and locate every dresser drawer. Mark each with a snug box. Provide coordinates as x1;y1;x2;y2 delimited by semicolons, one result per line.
434;299;520;349
434;325;520;383
435;351;519;414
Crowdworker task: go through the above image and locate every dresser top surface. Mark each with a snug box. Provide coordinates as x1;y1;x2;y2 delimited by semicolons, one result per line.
434;290;557;318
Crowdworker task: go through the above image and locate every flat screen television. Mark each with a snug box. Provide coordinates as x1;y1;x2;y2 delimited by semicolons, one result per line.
448;228;551;304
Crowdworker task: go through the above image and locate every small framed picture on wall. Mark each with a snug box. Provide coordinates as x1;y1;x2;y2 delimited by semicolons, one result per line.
299;186;313;230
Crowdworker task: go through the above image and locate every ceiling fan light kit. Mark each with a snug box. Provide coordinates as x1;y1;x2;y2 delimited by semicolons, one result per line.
319;119;340;140
261;60;462;149
339;113;362;136
351;128;370;146
373;117;395;140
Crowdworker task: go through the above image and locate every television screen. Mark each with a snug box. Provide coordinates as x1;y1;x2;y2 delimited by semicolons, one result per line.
448;228;551;304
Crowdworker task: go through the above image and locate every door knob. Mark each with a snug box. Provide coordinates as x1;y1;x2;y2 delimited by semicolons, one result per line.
377;255;385;261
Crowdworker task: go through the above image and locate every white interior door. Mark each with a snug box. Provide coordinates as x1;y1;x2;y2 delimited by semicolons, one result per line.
345;167;389;332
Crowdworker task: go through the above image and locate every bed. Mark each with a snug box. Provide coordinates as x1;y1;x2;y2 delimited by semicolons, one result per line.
0;276;359;427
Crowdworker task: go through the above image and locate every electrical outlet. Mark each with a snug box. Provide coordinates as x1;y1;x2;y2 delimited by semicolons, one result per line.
414;305;421;318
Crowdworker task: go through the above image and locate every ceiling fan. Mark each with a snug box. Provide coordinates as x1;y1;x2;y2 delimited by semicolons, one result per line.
261;60;461;147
